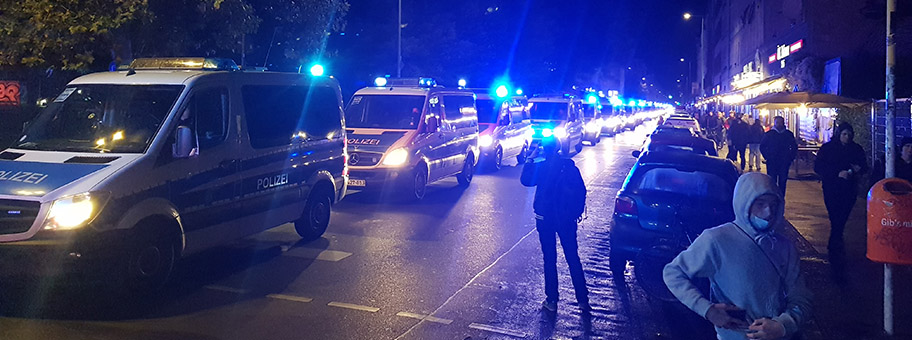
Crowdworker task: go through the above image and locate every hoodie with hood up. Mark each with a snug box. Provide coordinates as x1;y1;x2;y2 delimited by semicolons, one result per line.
663;173;812;339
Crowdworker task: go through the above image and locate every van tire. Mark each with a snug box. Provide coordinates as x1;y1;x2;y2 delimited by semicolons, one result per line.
575;140;584;153
295;187;333;241
456;154;474;186
491;147;503;171
407;164;429;200
516;144;528;164
125;225;177;294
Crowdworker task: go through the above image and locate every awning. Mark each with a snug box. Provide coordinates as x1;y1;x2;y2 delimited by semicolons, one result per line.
743;91;869;109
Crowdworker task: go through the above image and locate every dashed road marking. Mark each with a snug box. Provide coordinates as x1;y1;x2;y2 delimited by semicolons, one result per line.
267;294;314;303
395;312;453;325
283;247;353;262
327;301;380;313
204;285;249;294
468;323;526;338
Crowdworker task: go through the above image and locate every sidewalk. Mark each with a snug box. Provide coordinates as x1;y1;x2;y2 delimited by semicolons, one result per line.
720;145;912;339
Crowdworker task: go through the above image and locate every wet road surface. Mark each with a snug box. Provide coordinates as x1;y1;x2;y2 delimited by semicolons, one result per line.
0;121;716;340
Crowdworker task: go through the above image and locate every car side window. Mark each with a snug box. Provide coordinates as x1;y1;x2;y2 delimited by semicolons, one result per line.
180;87;228;150
242;85;342;149
442;95;478;130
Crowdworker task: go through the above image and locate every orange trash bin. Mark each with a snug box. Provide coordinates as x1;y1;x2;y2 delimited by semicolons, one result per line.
867;178;912;265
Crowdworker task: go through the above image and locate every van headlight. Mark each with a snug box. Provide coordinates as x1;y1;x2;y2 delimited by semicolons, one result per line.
586;121;601;132
479;135;494;148
382;148;410;166
553;127;569;139
44;192;110;230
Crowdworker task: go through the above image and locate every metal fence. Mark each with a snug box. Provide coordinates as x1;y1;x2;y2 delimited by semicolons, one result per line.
871;98;912;164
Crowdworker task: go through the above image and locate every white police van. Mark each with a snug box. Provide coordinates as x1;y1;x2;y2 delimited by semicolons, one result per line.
0;58;347;291
527;94;585;155
344;78;478;200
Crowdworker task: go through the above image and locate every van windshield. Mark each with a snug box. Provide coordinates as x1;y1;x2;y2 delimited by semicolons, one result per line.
345;95;426;129
529;102;568;121
15;85;183;153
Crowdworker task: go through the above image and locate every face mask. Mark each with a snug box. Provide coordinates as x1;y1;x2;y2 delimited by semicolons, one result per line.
751;215;771;230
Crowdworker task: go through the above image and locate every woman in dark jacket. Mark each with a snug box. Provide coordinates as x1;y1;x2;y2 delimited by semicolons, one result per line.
814;123;868;254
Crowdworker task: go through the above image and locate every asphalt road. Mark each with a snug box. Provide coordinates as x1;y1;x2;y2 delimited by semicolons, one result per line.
0;121;716;340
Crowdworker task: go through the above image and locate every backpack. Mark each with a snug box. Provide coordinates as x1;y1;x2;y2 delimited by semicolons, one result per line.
557;159;587;222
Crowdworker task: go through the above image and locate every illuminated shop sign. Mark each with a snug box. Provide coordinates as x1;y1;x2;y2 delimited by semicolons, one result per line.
768;39;804;64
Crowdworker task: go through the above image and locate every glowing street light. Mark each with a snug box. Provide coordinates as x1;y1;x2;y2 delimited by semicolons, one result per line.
458;79;467;87
683;12;693;20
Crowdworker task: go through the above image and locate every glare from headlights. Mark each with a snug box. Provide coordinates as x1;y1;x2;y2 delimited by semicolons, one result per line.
479;135;494;147
45;194;97;230
382;148;409;166
586;121;601;132
553;127;569;139
542;128;554;138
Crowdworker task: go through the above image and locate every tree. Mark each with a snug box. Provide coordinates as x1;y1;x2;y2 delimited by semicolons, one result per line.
0;0;147;70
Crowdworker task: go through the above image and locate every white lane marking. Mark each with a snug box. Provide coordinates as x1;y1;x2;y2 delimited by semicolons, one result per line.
468;323;527;338
395;312;453;325
283;247;353;262
204;285;249;294
267;294;314;303
327;301;380;313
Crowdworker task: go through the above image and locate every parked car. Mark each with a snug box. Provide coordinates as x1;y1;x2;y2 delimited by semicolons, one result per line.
634;134;718;158
0;57;347;291
610;151;739;297
662;116;702;136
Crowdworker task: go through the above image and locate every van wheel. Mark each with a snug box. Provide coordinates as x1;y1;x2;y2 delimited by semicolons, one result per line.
126;228;177;294
491;147;503;171
295;188;332;241
516;145;528;164
456;154;474;186
409;165;428;200
575;140;584;153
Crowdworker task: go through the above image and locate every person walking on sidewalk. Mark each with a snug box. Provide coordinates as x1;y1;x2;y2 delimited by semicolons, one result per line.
747;119;765;171
729;115;749;170
814;123;868;256
520;137;591;314
664;173;813;340
760;116;797;198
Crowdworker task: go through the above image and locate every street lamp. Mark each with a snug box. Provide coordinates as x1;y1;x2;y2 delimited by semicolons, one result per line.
683;11;705;100
683;12;693;20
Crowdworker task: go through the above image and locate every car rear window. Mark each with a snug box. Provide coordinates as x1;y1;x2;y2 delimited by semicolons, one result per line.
633;167;732;202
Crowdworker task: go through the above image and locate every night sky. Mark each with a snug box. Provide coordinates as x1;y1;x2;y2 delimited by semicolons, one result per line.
327;0;706;100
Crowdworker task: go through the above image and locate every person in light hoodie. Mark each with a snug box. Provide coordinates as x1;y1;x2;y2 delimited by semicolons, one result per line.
663;173;812;340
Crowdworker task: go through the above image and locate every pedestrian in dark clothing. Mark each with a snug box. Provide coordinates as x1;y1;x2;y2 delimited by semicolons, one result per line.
896;137;912;182
728;117;749;169
520;138;591;314
814;123;868;256
747;119;765;171
760;117;797;198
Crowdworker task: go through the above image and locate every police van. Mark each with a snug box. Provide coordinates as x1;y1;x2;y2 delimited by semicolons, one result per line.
344;78;478;200
527;95;585;155
0;58;347;290
470;90;533;170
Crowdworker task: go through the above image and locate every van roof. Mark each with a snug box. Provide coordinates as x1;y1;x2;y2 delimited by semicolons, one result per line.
353;86;473;97
68;70;340;87
529;96;576;103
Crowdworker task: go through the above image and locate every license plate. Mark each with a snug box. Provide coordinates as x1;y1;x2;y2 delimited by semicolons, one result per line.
348;179;366;187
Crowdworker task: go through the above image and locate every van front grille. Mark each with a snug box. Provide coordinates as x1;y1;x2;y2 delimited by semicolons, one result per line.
0;199;41;235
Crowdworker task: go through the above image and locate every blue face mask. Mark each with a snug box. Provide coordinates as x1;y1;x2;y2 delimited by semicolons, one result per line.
751;215;771;231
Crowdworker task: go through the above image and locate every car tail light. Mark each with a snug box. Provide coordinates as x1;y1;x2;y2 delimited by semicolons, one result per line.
615;196;637;215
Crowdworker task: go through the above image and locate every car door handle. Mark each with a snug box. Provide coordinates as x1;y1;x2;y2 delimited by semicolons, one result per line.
219;159;238;170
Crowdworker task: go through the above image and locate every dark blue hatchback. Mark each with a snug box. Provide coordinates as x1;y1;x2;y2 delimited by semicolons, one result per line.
609;151;740;277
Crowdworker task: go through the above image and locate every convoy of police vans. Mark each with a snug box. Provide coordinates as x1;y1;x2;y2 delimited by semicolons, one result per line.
0;57;650;292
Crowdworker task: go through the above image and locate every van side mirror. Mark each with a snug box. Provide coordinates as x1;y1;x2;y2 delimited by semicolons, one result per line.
631;150;641;158
425;116;439;133
172;126;197;158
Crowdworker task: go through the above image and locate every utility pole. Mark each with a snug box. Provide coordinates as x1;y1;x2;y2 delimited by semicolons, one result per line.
884;0;896;335
397;0;403;78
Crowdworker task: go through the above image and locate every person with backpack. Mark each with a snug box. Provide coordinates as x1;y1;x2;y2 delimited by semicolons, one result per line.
520;137;590;315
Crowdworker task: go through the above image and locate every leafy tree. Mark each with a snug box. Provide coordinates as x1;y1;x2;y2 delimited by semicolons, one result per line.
0;0;147;70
